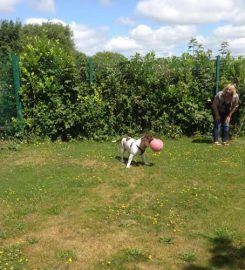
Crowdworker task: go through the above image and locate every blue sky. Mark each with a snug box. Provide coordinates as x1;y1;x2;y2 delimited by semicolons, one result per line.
1;0;245;57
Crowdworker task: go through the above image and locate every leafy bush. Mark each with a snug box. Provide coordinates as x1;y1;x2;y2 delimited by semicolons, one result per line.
20;36;83;140
18;38;245;140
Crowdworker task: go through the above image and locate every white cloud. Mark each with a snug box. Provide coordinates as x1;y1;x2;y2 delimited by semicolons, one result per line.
0;0;22;13
232;10;245;25
22;5;245;58
100;0;112;6
25;18;66;25
116;16;136;27
1;0;245;57
24;18;108;55
28;0;55;12
0;0;55;13
106;37;141;51
136;0;245;25
104;24;196;57
211;25;245;55
25;18;47;25
129;24;196;55
196;24;245;56
213;24;245;39
23;17;197;57
70;22;108;55
229;38;245;54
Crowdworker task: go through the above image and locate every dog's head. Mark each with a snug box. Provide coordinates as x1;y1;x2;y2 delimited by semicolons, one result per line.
140;135;154;148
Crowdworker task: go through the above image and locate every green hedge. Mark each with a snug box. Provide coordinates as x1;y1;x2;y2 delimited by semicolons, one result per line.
19;38;245;140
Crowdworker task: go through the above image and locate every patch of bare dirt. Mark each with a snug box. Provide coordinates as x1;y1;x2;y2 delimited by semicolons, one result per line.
80;158;109;169
24;223;134;269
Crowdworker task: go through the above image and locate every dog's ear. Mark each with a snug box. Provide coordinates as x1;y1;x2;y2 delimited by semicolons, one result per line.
140;138;148;148
145;135;153;142
141;135;153;148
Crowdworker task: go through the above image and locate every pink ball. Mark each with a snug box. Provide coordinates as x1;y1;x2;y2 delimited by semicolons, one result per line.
150;138;164;152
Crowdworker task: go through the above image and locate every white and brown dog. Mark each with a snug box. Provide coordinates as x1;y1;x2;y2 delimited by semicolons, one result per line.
120;135;153;168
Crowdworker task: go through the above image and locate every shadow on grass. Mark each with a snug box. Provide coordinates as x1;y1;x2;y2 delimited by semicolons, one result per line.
191;137;213;144
183;237;245;270
183;267;208;270
115;156;155;167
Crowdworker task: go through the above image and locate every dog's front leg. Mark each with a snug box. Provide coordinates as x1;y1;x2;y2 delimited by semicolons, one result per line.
141;154;149;165
126;153;134;168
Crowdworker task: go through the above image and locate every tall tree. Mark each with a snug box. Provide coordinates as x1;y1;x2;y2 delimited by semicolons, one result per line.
188;37;204;57
219;41;230;58
0;20;22;53
92;51;127;82
21;22;76;53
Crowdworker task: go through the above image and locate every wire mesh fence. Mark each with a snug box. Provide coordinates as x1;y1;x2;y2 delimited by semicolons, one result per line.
0;51;244;138
0;53;16;127
0;52;23;137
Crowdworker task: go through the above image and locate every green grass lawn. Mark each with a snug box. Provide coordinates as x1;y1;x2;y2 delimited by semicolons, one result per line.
0;136;244;270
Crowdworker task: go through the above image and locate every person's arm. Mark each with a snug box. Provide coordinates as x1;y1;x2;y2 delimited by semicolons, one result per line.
225;95;239;123
212;95;220;122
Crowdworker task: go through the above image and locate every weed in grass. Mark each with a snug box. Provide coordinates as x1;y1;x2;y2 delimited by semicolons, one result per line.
57;249;77;263
3;214;27;234
7;142;21;151
14;205;36;217
167;207;184;232
159;236;174;244
15;222;26;231
201;228;245;269
0;245;28;270
98;248;148;269
0;230;8;240
46;205;61;215
207;228;235;244
179;251;197;263
26;236;39;245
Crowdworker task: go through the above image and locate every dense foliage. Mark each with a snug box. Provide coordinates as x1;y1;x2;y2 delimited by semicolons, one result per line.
0;20;244;140
20;36;81;141
0;51;16;128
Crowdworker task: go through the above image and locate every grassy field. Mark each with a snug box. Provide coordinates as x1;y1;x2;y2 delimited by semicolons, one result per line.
0;136;244;270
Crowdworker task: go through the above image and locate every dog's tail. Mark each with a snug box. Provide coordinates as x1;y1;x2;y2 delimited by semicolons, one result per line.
112;135;130;143
112;139;120;143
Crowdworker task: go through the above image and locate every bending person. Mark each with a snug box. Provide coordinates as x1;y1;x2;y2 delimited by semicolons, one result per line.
212;84;239;145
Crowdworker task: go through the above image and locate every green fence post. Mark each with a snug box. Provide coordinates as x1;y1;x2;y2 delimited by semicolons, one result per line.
88;57;93;86
215;55;221;95
11;52;24;132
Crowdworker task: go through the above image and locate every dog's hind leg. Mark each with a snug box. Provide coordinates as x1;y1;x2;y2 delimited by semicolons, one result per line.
120;148;125;163
120;141;125;163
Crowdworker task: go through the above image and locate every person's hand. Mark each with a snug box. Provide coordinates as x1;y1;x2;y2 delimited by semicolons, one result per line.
225;116;231;124
215;115;221;123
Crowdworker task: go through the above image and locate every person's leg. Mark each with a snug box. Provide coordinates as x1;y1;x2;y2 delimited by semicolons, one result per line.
213;121;221;143
220;113;230;144
221;122;230;144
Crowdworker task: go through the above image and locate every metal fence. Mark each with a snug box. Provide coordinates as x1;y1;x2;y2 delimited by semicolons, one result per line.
0;52;23;133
